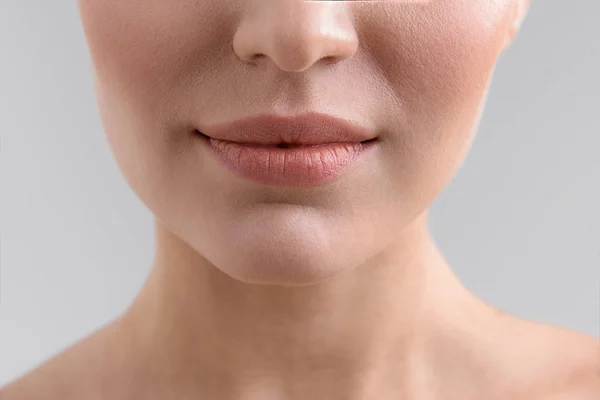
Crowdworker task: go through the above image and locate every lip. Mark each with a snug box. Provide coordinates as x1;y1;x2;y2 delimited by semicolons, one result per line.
196;112;377;146
196;113;379;187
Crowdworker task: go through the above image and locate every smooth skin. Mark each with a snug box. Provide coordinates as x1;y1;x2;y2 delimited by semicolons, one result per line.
2;0;599;399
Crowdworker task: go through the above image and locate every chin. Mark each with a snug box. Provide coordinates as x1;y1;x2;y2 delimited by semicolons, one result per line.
217;256;344;287
202;233;354;287
155;194;387;287
192;211;373;287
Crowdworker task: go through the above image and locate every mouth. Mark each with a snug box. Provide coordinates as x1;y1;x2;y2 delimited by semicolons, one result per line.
195;130;378;148
193;113;380;186
195;129;379;187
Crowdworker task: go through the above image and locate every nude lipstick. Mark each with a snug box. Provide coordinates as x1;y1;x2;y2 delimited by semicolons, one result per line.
196;112;378;187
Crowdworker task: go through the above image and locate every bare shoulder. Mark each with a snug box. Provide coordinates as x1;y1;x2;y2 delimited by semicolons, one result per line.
0;339;92;400
537;368;600;400
502;316;600;399
0;317;134;400
545;332;600;400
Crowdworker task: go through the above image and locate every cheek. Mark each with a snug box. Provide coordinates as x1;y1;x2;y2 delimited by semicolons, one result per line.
359;2;511;203
79;0;225;112
365;2;509;116
79;0;222;199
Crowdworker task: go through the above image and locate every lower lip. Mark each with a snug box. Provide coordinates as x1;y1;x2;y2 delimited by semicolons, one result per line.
197;132;378;187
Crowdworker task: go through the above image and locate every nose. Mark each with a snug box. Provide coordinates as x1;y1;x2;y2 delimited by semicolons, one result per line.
232;0;359;72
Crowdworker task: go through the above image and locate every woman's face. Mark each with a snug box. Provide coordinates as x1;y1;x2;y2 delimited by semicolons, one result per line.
78;0;527;285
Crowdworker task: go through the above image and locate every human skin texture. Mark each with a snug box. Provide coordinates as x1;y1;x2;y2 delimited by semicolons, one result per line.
79;0;522;285
2;1;600;399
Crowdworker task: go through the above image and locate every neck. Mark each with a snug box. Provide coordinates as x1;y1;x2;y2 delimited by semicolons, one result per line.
119;211;493;398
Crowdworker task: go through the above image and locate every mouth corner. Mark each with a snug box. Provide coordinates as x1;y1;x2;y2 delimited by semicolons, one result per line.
195;129;211;139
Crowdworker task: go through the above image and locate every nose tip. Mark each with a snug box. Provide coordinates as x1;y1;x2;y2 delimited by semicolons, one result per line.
232;1;358;72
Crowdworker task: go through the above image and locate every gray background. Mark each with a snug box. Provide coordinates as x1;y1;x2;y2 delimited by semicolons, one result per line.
1;0;599;387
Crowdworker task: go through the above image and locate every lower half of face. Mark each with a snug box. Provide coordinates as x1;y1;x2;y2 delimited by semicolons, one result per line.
78;0;515;285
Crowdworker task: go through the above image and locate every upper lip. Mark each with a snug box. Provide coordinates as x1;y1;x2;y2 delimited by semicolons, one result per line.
196;112;377;146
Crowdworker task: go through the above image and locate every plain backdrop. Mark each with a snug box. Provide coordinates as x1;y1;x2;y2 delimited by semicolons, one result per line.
1;0;599;387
